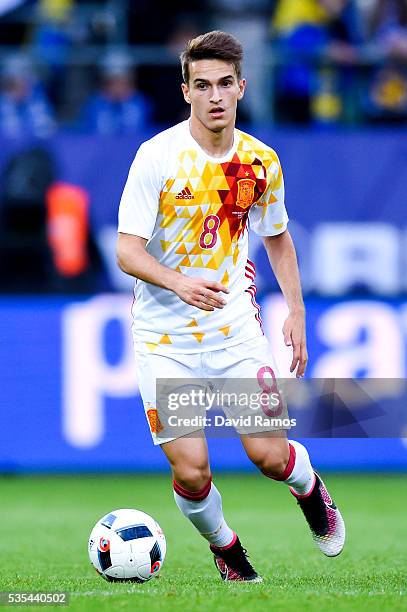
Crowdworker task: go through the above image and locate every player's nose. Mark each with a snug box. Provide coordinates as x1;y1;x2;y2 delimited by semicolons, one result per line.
210;86;222;103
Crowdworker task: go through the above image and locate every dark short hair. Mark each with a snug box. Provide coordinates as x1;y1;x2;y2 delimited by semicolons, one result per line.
180;30;243;84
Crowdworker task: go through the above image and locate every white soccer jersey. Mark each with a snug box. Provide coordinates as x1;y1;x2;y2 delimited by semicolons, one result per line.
118;120;288;354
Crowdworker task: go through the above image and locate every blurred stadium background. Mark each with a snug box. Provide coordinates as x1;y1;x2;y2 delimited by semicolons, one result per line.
1;0;407;476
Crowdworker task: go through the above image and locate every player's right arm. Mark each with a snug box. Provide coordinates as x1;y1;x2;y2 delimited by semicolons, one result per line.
116;233;228;312
117;141;227;311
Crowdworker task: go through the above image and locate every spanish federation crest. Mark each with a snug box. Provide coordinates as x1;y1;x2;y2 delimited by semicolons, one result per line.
236;178;256;209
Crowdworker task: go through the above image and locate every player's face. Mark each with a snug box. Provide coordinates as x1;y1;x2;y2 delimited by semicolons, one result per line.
181;59;246;133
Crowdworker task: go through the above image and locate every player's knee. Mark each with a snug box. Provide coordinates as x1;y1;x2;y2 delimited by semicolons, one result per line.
173;463;211;492
250;449;289;479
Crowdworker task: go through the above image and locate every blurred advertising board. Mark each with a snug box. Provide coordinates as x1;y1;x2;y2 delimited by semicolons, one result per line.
1;294;406;472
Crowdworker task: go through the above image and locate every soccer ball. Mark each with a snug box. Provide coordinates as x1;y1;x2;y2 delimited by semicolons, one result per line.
88;508;166;582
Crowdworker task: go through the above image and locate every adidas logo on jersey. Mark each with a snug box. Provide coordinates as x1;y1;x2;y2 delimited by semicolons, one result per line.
176;187;194;200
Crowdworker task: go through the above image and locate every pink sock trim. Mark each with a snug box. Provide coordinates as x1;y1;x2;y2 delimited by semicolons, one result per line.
210;531;237;551
173;475;212;502
269;442;296;481
289;473;317;499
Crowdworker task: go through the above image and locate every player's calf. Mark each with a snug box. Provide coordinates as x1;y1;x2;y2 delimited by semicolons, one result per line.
173;475;262;581
173;475;235;548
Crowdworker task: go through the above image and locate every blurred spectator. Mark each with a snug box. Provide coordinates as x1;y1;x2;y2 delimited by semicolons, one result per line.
30;0;79;111
32;0;76;69
364;66;407;121
0;146;108;293
270;0;365;124
0;55;56;138
0;147;56;293
45;181;108;293
134;19;204;126
368;0;407;60
79;52;153;135
127;0;209;45
148;21;201;125
363;0;407;122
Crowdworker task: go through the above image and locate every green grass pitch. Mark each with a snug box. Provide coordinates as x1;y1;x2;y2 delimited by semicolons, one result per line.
1;473;406;611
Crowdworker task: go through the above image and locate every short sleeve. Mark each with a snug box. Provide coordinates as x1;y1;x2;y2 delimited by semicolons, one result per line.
248;155;288;236
118;142;161;239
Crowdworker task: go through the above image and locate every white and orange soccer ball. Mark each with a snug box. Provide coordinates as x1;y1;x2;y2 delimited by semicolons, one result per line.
88;509;166;582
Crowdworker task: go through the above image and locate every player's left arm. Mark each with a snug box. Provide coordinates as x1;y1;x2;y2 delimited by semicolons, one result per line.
262;230;308;378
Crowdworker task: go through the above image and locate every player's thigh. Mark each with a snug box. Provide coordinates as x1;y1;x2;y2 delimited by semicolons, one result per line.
229;337;289;469
209;336;289;440
161;432;211;489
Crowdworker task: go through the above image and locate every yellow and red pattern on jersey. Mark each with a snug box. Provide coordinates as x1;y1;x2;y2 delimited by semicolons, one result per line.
157;130;282;275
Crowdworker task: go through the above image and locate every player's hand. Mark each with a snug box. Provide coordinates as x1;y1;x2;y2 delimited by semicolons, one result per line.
172;276;229;311
283;309;308;378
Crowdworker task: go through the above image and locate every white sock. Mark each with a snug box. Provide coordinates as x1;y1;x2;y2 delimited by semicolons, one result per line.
173;477;235;548
284;440;315;496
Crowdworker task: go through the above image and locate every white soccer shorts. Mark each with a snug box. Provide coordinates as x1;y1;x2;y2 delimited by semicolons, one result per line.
134;336;289;445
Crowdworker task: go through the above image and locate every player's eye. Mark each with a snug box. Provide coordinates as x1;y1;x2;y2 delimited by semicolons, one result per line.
221;80;233;87
196;82;208;90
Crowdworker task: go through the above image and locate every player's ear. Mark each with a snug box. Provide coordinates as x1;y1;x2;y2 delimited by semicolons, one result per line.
181;82;191;104
237;78;246;101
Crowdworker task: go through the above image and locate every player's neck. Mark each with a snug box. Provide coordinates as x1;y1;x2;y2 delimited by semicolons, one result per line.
188;116;235;158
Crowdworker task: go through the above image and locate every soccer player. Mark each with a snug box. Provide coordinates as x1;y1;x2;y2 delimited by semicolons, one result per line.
117;31;345;582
